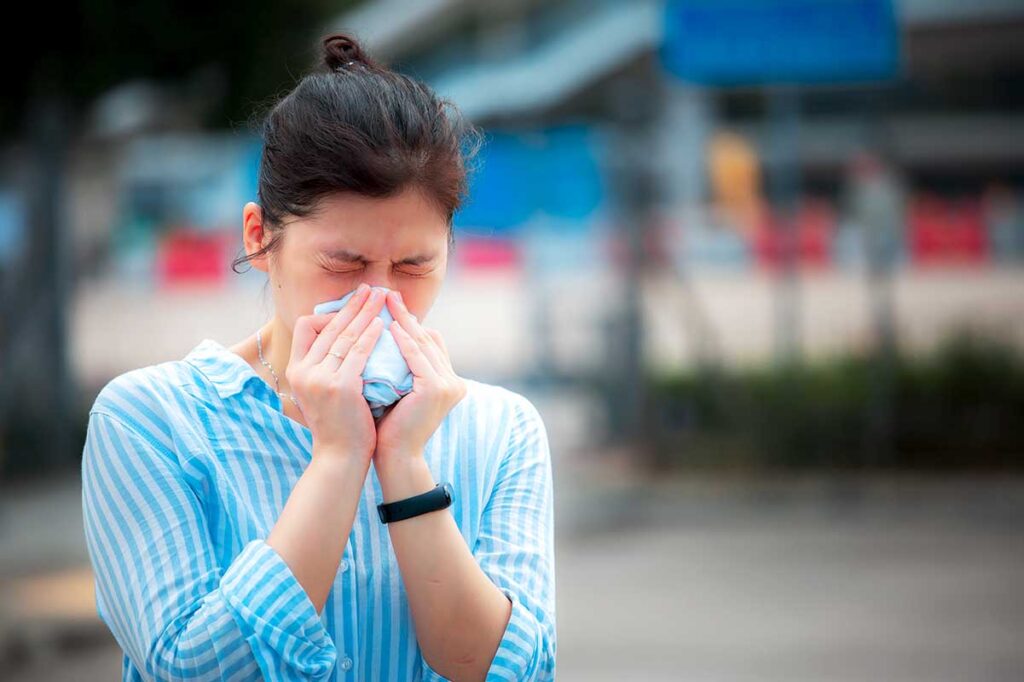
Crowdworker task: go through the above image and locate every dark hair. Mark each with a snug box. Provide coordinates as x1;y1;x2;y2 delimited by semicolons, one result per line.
232;32;484;275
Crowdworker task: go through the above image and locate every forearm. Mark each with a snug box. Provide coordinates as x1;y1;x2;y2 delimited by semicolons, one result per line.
82;410;342;680
378;456;512;682
268;450;370;614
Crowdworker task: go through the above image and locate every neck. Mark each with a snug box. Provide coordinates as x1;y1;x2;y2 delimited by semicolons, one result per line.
258;317;295;394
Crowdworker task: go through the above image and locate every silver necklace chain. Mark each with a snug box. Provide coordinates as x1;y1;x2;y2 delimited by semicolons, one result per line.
255;328;301;409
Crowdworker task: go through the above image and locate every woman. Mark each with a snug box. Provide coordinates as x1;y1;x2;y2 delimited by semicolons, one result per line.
81;33;556;682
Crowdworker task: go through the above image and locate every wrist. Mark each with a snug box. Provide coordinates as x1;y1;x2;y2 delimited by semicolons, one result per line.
374;446;424;472
308;451;369;481
376;454;435;503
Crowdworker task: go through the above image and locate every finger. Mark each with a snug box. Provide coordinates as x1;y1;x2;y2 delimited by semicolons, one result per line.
308;309;345;332
290;306;364;363
406;321;447;374
385;290;422;334
389;319;441;381
321;289;388;367
306;284;372;335
289;316;321;366
305;286;369;359
426;327;447;355
385;292;446;371
425;327;455;372
308;285;380;363
335;316;385;385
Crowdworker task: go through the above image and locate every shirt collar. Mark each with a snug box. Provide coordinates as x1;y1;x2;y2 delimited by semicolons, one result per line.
184;338;264;399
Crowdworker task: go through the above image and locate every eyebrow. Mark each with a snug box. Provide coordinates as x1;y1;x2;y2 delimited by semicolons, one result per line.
319;248;438;266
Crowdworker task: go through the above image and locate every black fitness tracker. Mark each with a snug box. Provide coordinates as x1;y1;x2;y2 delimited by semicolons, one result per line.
377;482;454;524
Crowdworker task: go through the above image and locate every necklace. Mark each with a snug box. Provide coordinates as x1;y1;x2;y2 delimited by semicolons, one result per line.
255;328;301;410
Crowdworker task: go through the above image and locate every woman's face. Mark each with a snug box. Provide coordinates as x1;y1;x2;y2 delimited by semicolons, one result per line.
242;185;450;331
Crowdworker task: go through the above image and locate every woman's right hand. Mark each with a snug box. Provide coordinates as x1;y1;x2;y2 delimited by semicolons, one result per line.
286;283;386;464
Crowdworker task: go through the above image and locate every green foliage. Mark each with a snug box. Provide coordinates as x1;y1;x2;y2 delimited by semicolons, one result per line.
3;0;361;137
648;332;1024;471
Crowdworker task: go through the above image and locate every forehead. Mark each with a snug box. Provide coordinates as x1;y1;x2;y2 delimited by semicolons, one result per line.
289;188;449;254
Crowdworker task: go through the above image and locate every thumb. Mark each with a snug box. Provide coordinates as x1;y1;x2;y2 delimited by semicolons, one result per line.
290;313;336;364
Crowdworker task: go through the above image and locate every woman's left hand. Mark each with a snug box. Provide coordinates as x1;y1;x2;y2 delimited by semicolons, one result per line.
372;289;468;468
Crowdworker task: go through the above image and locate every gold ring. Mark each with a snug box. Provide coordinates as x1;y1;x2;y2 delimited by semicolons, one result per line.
328;351;343;359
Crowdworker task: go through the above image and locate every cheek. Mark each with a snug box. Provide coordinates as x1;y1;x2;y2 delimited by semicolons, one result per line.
278;266;357;312
314;275;361;305
398;280;441;321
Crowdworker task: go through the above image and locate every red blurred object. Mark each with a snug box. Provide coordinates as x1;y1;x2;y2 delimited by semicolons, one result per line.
752;199;836;271
454;235;522;272
908;195;987;266
156;227;232;287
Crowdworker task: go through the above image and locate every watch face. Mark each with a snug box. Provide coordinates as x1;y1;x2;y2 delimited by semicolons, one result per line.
442;482;453;503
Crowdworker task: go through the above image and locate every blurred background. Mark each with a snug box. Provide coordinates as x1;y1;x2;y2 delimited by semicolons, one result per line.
2;0;1023;679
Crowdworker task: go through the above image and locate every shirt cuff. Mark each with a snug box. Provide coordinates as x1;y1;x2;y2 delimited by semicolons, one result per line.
221;538;338;679
416;586;549;682
485;586;548;681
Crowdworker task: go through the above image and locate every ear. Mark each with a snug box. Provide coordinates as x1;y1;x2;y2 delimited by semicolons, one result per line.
242;202;271;273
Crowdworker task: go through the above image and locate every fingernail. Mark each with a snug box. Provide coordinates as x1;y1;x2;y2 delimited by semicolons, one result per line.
396;291;404;304
358;283;369;294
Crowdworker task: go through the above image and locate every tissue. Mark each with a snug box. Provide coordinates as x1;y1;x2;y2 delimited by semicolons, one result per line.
313;286;414;418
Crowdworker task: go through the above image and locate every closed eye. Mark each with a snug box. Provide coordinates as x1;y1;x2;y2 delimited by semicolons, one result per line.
320;265;432;277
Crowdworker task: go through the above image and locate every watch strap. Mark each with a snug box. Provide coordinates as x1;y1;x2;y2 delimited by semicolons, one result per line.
377;482;453;524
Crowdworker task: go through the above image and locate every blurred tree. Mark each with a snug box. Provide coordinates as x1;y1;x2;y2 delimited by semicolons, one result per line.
0;0;362;477
0;0;361;138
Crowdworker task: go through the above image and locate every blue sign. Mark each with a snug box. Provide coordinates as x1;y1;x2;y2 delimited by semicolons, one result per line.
661;0;900;85
454;125;605;235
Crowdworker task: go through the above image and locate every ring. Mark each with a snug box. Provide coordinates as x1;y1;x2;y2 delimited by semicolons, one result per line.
328;351;343;359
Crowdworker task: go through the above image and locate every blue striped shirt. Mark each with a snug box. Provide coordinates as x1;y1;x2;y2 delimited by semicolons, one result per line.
81;338;556;681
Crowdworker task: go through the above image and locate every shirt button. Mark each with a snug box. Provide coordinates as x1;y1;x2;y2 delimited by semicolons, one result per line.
340;656;353;671
340;559;349;572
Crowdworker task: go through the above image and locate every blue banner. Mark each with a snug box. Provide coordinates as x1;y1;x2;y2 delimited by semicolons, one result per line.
661;0;900;85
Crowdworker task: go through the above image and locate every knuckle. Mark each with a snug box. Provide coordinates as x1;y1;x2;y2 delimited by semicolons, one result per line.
286;365;303;384
338;330;358;346
318;369;340;386
331;377;360;397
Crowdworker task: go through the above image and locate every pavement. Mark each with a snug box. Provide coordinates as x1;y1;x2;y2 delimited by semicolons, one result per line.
554;473;1024;682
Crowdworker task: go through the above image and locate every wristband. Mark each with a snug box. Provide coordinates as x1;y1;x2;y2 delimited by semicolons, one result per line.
377;482;453;524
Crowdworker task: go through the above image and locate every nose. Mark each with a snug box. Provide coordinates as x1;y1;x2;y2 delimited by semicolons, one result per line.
361;283;393;296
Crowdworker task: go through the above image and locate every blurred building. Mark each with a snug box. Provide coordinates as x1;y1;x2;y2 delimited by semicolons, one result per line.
17;0;1016;418
333;0;1024;273
2;0;1020;293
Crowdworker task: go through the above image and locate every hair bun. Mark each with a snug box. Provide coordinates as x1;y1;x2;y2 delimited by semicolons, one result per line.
322;33;370;71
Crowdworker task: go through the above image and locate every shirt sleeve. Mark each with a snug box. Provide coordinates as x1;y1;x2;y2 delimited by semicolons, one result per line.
471;393;558;681
81;408;338;681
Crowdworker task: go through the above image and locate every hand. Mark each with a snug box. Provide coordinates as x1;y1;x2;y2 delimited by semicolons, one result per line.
286;283;386;464
373;289;468;468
